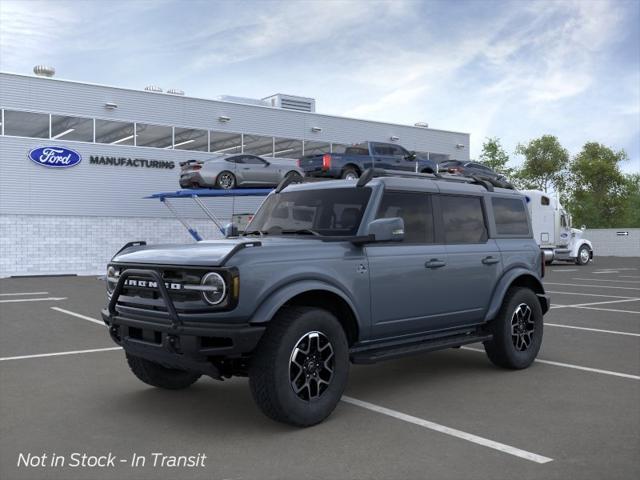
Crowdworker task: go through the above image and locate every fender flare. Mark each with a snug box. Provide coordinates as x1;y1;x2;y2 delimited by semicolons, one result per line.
571;239;593;258
484;268;547;322
249;279;361;327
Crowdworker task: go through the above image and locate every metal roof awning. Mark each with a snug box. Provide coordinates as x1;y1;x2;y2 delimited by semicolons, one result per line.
146;188;272;241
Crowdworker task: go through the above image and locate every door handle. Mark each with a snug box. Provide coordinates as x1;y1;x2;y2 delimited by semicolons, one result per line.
482;256;500;265
425;259;446;269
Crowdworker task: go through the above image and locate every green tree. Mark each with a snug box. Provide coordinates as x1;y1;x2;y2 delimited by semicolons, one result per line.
514;135;569;192
619;173;640;228
566;142;629;228
479;137;514;178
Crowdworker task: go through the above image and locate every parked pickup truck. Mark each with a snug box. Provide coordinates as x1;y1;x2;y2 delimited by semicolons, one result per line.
298;142;438;180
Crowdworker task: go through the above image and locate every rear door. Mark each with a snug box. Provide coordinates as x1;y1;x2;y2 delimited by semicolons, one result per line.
366;189;453;338
438;194;502;326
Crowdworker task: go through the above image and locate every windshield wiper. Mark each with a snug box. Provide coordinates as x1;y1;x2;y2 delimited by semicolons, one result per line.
281;229;322;237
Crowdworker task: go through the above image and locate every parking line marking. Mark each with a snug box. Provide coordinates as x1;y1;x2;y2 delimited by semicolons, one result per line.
620;275;640;279
0;291;49;296
544;282;640;291
0;347;122;362
0;297;67;304
545;323;640;337
592;271;619;274
550;269;578;272
461;347;640;380
545;290;635;299
341;396;553;464
573;278;640;284
550;298;640;309
572;306;640;315
51;307;105;326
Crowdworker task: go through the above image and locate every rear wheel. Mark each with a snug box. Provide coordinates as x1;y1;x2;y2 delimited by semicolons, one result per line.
483;287;543;369
249;307;349;427
576;245;591;265
216;171;236;189
126;354;201;390
341;168;359;180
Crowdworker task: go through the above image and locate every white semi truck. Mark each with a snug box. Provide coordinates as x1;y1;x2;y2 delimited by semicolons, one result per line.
521;190;594;265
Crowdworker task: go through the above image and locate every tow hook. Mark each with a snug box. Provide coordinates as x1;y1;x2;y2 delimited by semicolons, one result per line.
167;334;180;353
109;326;121;343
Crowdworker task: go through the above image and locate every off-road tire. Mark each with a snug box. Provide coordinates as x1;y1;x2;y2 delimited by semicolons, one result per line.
249;307;349;427
575;245;591;265
341;167;359;180
483;287;543;369
216;171;236;189
126;353;201;390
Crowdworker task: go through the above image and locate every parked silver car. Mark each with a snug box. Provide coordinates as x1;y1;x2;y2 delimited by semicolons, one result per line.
179;154;303;189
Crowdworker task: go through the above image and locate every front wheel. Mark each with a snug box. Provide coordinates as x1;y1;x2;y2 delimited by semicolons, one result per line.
575;245;591;265
249;307;349;427
126;354;201;389
483;287;543;369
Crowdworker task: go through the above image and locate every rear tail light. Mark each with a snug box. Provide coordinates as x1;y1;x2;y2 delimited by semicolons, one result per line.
448;167;462;174
322;154;331;171
297;159;301;167
192;165;202;170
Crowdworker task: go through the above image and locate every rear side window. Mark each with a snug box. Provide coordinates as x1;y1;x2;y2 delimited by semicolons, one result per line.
441;195;487;244
492;197;530;235
376;191;435;244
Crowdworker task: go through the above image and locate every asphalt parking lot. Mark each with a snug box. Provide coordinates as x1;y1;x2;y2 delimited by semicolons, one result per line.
1;257;639;480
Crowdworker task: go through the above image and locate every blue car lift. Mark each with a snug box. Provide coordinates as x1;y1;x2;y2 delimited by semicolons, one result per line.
145;188;273;241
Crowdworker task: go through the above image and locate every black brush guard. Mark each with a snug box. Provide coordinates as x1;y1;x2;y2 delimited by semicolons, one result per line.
103;268;264;378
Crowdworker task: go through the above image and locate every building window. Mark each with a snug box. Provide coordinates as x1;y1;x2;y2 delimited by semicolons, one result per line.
210;131;242;154
95;119;135;145
331;143;348;154
441;195;488;244
173;127;208;151
274;137;303;159
51;115;93;142
243;134;274;157
492;197;530;236
303;141;330;156
135;123;173;148
3;110;49;138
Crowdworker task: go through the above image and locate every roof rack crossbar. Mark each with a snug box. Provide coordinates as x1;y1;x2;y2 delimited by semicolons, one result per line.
356;168;511;191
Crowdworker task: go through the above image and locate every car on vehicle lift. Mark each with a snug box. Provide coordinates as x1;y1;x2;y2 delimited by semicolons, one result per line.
102;169;549;427
298;141;438;180
521;190;593;265
179;154;303;189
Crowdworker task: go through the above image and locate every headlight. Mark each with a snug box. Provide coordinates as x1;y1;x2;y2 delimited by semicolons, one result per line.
201;272;227;305
106;266;119;296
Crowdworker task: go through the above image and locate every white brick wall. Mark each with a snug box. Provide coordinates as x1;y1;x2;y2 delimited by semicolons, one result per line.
586;228;640;257
0;214;224;277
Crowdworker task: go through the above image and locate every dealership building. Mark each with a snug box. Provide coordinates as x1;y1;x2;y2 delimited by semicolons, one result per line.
0;69;470;277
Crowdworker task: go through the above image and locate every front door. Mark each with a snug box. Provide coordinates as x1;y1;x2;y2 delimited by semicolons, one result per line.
366;190;453;338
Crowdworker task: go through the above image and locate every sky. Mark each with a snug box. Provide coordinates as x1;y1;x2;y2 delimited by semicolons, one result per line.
1;0;639;173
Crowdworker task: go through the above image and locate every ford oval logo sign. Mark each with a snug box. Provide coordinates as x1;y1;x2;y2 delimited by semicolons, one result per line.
28;146;82;168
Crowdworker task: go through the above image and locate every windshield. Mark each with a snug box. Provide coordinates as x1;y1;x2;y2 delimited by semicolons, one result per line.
245;187;372;237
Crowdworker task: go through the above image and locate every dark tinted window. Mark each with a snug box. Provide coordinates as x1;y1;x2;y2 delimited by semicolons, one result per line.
247;188;372;237
441;195;487;244
376;191;435;243
242;155;266;165
541;196;550;206
225;156;243;163
492;198;530;235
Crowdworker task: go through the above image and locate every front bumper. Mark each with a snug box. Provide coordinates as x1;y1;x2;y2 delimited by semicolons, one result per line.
103;267;264;378
102;309;265;377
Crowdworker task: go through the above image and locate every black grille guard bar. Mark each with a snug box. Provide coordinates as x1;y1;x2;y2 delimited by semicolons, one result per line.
108;269;182;330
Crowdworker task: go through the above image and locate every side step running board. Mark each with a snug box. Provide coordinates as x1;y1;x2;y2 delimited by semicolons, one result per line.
350;332;492;364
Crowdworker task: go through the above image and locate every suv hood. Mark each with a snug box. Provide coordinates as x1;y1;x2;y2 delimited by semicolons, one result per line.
111;237;316;267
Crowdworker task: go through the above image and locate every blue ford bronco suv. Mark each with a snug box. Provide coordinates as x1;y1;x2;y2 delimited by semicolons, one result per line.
102;169;549;427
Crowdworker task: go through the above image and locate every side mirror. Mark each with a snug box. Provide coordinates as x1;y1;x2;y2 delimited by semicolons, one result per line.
223;223;239;238
264;161;270;167
365;217;405;242
405;151;417;161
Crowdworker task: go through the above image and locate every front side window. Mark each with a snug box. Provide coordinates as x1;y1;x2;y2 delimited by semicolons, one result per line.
376;191;435;243
3;110;49;138
242;155;266;165
246;188;372;237
441;195;488;244
492;197;530;236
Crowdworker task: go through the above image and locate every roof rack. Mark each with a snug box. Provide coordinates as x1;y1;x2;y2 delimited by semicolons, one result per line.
356;168;515;191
